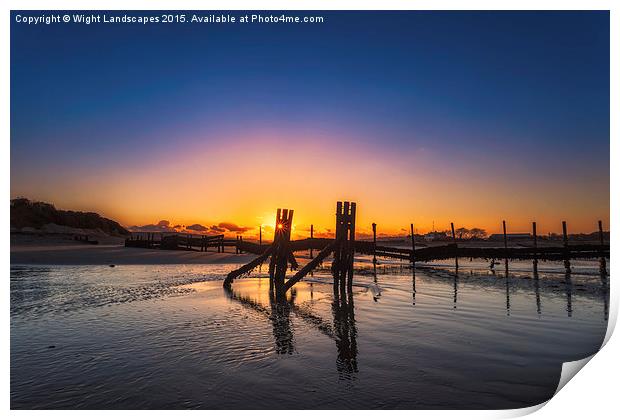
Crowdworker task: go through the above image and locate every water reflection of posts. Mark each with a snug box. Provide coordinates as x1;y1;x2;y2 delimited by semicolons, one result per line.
332;271;358;378
565;272;573;317
453;276;458;310
412;266;416;306
533;259;541;316
506;278;511;316
269;292;295;354
223;285;295;355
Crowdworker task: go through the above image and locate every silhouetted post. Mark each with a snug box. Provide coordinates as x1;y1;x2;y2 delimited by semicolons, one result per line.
410;223;415;265
562;221;568;247
598;220;607;276
259;225;262;245
372;223;377;264
532;221;538;271
451;222;458;271
562;221;571;273
502;220;509;275
310;224;314;259
347;203;356;293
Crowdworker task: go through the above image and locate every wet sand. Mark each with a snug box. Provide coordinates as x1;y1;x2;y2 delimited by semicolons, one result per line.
10;261;608;409
11;243;256;266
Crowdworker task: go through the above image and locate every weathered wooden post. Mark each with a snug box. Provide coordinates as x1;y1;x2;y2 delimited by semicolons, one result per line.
410;223;415;265
332;202;356;296
598;220;607;276
451;222;458;271
259;225;262;246
562;221;571;274
310;224;314;259
532;221;538;273
269;208;294;300
372;222;377;264
502;220;509;276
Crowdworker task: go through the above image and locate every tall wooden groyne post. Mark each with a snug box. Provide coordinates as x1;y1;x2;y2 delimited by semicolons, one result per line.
269;209;295;299
332;201;356;297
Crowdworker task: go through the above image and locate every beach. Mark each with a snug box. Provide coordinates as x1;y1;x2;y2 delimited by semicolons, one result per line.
10;259;609;409
11;235;255;266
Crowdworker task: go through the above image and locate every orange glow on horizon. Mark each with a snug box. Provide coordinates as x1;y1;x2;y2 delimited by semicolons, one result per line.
11;131;609;237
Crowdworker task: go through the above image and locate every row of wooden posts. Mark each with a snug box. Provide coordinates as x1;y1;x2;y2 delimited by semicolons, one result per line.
224;202;608;300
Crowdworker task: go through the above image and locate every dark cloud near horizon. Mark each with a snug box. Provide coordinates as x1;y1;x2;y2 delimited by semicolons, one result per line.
186;224;207;232
218;222;251;233
130;219;253;235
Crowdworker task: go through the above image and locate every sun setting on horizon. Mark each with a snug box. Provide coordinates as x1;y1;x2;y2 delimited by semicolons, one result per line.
9;9;612;412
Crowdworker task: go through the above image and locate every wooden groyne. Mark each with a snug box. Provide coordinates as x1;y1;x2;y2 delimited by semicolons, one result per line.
122;201;609;297
125;233;233;252
233;238;608;263
222;202;609;300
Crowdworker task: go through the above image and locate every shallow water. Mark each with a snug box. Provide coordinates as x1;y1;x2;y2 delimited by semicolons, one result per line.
11;257;609;409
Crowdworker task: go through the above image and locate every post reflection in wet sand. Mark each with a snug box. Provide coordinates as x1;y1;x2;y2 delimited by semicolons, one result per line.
223;266;359;378
411;257;608;321
533;260;542;316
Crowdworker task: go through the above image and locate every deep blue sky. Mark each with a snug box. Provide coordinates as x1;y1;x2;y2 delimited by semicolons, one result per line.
10;11;610;232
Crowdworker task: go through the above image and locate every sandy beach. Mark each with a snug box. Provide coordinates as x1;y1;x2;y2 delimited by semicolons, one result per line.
11;236;256;266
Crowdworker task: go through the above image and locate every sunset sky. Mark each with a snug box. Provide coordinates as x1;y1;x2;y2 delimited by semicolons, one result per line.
11;11;609;238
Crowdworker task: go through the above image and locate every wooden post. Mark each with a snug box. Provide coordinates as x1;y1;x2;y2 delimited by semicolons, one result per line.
562;221;571;273
502;221;509;275
562;221;568;247
347;203;356;293
532;221;538;270
410;223;415;264
259;226;262;245
372;222;377;264
310;224;314;259
451;222;458;271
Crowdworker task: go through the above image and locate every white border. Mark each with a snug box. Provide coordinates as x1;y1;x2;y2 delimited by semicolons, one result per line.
3;1;617;419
